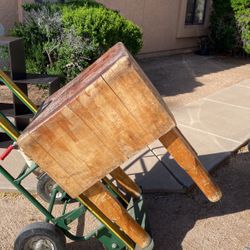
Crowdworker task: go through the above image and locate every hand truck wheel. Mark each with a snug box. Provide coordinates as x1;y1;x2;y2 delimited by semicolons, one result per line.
37;174;65;204
14;222;66;250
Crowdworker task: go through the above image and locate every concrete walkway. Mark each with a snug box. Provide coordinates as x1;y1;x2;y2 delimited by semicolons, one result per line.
121;79;250;192
1;79;249;193
0;54;250;193
139;53;250;109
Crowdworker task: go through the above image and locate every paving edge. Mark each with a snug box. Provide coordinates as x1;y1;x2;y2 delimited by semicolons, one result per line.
184;139;250;193
0;140;249;194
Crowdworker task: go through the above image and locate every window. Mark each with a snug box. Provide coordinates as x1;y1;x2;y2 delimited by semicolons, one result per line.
185;0;207;25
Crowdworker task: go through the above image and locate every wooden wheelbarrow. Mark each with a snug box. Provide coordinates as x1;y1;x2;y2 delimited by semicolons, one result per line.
17;42;222;249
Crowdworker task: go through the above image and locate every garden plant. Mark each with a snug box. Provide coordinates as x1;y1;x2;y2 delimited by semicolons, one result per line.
12;0;143;81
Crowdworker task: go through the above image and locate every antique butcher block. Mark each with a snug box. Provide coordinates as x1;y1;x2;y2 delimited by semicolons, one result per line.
17;42;176;198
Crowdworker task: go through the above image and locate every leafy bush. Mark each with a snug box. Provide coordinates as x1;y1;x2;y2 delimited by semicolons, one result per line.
209;0;250;54
62;6;143;55
12;0;143;81
231;0;250;53
209;0;241;52
0;46;9;71
22;0;101;13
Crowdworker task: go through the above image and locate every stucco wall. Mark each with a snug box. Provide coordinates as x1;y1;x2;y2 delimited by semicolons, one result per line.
18;0;34;22
1;0;212;55
0;0;18;34
97;0;212;55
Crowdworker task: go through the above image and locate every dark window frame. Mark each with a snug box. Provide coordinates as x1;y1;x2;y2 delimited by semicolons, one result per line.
185;0;207;25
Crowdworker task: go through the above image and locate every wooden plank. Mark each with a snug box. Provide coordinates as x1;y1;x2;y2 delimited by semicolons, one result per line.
78;194;135;249
110;167;141;198
31;124;95;193
159;128;222;202
67;98;127;163
44;108;119;179
82;182;152;248
18;135;82;198
101;53;175;138
18;42;131;132
17;42;176;197
75;77;154;155
102;176;129;205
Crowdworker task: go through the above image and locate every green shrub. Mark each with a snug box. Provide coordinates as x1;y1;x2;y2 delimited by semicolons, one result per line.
209;0;250;54
22;0;100;12
0;46;10;72
209;0;241;52
231;0;250;53
62;6;143;55
11;0;143;81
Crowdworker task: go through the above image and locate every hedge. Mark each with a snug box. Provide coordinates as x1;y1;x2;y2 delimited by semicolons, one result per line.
62;6;142;55
231;0;250;53
209;0;250;54
12;0;143;81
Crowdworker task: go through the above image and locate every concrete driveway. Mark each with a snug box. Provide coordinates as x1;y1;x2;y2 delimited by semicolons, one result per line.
0;53;250;249
139;53;250;108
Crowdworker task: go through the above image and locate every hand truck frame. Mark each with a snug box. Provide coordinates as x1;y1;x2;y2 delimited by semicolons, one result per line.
0;70;154;250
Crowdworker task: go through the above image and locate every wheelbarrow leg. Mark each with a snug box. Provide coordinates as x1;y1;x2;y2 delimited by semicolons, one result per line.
80;182;152;249
110;167;142;198
159;127;222;202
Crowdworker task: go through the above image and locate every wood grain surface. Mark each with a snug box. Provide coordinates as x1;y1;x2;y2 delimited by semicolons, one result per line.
82;182;151;248
17;42;176;198
110;167;142;198
160;128;222;202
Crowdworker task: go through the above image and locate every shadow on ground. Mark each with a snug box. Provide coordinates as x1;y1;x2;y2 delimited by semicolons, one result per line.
138;54;250;109
66;239;104;250
67;147;250;249
144;149;250;250
139;54;250;97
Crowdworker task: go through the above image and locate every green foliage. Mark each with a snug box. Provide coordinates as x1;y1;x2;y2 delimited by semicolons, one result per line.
62;6;143;55
209;0;250;54
209;0;241;52
0;46;9;71
11;1;143;82
22;0;100;12
231;0;250;53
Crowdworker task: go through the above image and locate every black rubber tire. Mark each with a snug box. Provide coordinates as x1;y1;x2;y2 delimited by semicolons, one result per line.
14;222;66;250
37;174;64;204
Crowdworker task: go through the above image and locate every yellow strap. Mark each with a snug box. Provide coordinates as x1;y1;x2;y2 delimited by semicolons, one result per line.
78;194;134;250
0;71;38;113
0;115;20;141
102;177;129;205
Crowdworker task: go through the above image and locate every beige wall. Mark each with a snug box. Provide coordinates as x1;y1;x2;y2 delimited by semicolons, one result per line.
18;0;34;22
97;0;212;55
0;0;19;34
1;0;212;55
0;0;33;34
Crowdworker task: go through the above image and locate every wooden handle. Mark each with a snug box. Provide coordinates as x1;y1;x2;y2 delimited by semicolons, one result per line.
159;127;222;202
110;167;142;198
83;182;151;248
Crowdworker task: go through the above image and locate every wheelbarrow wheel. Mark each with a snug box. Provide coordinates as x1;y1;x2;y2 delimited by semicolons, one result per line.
37;174;64;204
14;222;66;250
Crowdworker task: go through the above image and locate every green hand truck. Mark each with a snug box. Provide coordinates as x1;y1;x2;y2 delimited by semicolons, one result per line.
0;71;154;250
